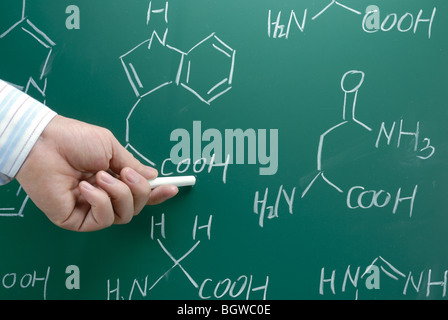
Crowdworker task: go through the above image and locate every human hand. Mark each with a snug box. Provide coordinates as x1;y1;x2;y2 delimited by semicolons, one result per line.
16;115;178;232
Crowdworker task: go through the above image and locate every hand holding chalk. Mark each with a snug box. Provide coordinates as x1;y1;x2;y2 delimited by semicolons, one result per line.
148;176;196;189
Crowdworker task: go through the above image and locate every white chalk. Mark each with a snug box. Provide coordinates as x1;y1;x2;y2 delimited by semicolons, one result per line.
148;176;196;189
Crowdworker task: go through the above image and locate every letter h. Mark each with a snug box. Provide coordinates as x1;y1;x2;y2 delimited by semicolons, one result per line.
193;215;213;240
147;1;169;45
150;213;166;240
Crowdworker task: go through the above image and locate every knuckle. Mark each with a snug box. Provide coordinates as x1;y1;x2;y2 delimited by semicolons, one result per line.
114;211;133;225
103;213;115;228
117;182;133;199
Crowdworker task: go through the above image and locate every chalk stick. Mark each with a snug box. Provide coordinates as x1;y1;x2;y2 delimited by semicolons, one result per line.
148;176;196;189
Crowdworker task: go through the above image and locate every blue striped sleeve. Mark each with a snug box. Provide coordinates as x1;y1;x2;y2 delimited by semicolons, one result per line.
0;80;57;185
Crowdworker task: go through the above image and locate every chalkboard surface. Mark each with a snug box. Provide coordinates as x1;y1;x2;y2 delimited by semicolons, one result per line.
0;0;447;300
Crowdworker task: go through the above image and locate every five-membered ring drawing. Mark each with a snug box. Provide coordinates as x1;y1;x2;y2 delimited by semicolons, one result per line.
0;0;55;103
120;1;236;166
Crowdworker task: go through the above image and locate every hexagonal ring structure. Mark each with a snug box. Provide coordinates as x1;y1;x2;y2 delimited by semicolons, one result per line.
181;33;236;105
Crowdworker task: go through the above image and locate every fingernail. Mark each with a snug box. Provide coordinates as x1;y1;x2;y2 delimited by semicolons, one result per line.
146;167;158;179
125;168;140;184
80;181;94;191
100;171;116;185
170;185;179;196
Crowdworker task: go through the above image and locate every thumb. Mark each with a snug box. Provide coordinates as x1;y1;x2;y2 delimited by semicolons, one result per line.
108;136;158;180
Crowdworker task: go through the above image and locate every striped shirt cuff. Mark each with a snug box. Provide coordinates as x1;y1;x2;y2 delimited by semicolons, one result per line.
0;80;57;184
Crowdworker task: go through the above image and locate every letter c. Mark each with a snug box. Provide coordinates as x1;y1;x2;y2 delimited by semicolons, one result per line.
199;279;212;299
347;186;364;209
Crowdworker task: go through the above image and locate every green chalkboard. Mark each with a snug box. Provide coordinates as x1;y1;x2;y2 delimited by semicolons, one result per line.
0;0;447;300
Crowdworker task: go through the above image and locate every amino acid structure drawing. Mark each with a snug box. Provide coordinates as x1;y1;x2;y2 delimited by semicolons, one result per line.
302;70;372;198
